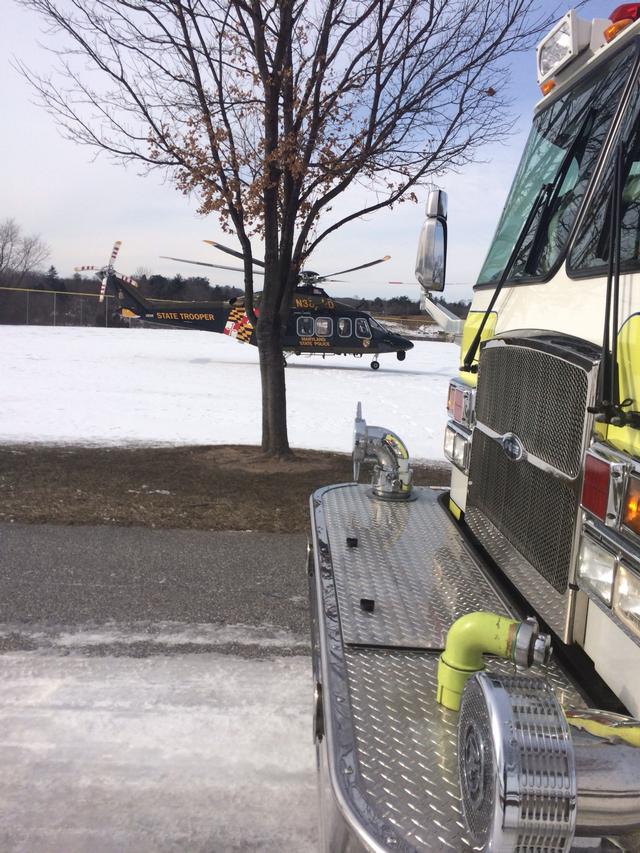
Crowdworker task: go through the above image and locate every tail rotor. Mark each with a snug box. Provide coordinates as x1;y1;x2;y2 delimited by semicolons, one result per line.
99;240;122;302
75;240;134;302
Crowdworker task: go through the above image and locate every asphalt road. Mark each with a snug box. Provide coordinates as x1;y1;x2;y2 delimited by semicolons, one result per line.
0;523;318;852
0;523;310;656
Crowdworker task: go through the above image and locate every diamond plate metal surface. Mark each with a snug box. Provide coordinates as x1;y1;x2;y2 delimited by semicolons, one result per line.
322;486;512;648
343;649;584;852
311;484;588;852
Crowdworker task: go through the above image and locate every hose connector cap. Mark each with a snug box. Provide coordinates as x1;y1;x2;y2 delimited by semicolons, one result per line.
513;617;552;667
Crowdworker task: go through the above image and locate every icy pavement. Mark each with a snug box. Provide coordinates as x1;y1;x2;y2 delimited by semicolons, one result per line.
0;649;317;853
0;524;318;852
0;325;457;459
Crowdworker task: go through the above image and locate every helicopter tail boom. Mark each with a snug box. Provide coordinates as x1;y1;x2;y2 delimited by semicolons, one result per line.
109;273;152;317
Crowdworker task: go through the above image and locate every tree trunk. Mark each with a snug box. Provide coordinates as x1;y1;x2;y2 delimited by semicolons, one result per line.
257;312;291;458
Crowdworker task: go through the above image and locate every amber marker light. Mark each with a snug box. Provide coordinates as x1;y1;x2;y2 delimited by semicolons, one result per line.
540;79;556;96
604;17;634;40
624;475;640;535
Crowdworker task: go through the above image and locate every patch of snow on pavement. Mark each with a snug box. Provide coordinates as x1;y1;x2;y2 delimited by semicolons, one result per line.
0;325;457;459
0;621;309;653
0;651;317;853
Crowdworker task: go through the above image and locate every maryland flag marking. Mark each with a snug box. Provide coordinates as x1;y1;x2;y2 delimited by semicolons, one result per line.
224;306;255;343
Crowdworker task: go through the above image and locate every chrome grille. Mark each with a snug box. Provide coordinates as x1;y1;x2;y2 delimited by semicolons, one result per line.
467;337;598;638
475;344;589;477
469;429;578;593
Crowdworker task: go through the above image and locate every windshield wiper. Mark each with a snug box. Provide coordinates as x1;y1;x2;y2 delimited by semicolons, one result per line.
462;110;597;374
461;181;552;372
523;108;595;276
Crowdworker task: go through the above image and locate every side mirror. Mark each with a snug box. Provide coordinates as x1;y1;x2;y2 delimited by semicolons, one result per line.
415;189;448;292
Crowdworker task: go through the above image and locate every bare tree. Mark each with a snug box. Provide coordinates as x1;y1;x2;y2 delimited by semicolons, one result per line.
18;0;554;457
0;218;50;286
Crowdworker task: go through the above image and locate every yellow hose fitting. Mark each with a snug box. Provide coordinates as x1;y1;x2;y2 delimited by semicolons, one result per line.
565;708;640;748
436;611;552;711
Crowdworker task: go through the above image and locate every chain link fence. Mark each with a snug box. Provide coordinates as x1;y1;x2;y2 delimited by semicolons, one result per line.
0;287;125;328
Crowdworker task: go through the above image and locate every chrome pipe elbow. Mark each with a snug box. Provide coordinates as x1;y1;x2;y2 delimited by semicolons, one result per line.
352;402;413;501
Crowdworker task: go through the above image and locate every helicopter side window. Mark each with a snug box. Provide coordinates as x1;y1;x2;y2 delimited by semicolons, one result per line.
338;318;352;337
355;317;371;339
315;317;333;337
297;315;315;336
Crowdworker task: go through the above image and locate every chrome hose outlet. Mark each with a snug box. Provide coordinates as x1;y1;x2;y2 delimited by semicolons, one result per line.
458;673;640;851
352;403;414;501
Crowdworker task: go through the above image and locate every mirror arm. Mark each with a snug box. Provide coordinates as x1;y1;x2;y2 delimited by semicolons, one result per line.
420;293;464;341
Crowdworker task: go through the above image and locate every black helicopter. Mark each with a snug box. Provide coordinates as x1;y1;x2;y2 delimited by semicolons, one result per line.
76;240;413;369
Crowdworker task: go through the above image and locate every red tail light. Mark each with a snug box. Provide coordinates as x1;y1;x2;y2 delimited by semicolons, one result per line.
447;386;464;422
610;4;640;22
581;453;611;521
446;381;475;427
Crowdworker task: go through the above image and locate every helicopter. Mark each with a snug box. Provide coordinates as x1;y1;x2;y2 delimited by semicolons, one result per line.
76;240;414;369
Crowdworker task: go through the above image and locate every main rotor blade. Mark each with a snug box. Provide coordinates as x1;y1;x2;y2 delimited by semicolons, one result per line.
316;255;391;281
74;265;100;272
99;275;108;303
203;239;266;269
161;255;264;276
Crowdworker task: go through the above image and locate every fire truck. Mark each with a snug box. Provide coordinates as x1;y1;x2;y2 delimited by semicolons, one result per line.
308;8;640;852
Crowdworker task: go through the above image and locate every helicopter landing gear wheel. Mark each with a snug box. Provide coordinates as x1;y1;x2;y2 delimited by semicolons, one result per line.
370;360;380;371
396;351;406;362
282;355;288;368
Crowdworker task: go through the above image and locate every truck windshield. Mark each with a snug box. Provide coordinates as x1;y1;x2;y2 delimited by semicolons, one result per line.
477;45;635;286
571;76;640;273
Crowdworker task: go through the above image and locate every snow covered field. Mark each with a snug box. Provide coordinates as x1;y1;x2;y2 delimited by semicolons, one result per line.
0;325;458;459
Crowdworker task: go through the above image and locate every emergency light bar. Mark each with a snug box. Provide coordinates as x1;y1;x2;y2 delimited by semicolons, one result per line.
536;10;592;84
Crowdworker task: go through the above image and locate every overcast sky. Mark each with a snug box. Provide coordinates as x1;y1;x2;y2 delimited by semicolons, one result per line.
2;1;612;301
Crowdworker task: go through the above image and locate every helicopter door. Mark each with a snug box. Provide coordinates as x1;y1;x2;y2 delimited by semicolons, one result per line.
355;317;371;338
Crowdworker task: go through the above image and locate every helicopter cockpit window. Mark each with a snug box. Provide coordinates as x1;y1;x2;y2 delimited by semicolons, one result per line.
338;318;352;337
297;316;315;336
355;317;371;338
315;317;333;337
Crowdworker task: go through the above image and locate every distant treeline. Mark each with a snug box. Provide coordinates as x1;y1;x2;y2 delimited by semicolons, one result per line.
0;266;470;326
